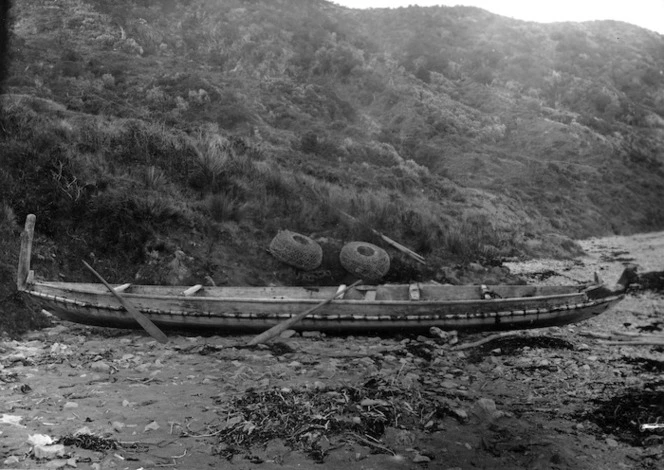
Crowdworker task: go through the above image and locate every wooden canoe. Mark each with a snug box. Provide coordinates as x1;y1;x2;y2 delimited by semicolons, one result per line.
16;216;628;333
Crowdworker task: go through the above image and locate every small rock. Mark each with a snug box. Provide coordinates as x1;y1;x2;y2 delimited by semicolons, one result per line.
383;427;415;448
45;459;68;469
1;414;25;427
606;438;619;447
45;325;68;336
74;426;92;436
33;444;66;460
63;402;79;410
111;421;125;432
577;343;590;351
413;454;431;463
3;456;20;465
472;398;500;422
452;408;468;421
440;380;457;389
429;327;448;339
279;329;297;338
28;434;54;446
144;421;160;432
89;361;111;373
301;331;321;338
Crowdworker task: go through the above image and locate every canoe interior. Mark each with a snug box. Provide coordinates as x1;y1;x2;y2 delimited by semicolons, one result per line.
30;281;584;301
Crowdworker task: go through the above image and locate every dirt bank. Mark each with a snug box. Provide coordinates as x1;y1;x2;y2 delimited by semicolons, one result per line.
1;232;663;469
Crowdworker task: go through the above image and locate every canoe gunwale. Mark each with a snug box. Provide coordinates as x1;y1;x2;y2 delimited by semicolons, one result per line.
25;280;587;306
22;281;624;324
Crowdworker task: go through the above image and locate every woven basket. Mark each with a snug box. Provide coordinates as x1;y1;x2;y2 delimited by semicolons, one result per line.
339;242;390;281
269;230;323;271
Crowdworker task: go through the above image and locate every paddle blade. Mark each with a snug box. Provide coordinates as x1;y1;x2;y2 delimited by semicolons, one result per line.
82;261;168;344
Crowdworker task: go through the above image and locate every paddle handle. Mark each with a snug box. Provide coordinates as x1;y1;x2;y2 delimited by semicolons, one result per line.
248;279;362;346
82;261;168;344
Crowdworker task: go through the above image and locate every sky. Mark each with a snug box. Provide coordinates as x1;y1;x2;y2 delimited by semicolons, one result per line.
332;1;664;35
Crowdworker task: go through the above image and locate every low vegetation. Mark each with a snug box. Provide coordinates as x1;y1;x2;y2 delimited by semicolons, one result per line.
1;0;664;333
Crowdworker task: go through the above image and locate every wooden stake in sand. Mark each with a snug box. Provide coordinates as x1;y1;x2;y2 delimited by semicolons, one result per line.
17;214;36;291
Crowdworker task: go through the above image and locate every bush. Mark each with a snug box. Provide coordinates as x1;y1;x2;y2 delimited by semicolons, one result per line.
442;214;514;265
205;192;248;224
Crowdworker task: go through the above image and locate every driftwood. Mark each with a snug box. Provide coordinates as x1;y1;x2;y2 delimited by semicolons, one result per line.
451;331;526;351
579;330;664;346
601;340;664;346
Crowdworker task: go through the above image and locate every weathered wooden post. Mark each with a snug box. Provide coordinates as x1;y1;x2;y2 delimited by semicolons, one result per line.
17;214;35;291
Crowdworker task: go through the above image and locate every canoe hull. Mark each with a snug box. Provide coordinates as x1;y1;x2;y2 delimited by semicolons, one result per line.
22;281;625;333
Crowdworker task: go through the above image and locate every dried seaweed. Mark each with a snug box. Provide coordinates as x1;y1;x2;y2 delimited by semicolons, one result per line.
59;433;119;451
580;382;664;446
466;336;574;363
621;357;664;373
209;375;442;461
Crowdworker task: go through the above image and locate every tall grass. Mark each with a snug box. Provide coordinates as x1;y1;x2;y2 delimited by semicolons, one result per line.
442;214;517;265
0;97;521;277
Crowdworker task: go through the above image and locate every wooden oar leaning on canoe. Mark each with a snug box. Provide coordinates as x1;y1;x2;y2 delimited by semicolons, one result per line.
82;261;169;344
248;280;362;346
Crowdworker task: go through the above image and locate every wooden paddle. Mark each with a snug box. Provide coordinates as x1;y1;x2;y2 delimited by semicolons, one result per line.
248;279;362;346
82;261;168;344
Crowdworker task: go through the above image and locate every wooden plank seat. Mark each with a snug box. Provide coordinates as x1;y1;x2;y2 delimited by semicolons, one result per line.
409;283;421;301
182;284;203;296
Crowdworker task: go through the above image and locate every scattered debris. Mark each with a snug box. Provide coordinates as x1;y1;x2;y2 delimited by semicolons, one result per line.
59;433;119;451
1;414;25;427
33;444;66;460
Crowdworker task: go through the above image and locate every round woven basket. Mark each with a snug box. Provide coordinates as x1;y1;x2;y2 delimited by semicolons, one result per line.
269;230;323;271
339;242;390;281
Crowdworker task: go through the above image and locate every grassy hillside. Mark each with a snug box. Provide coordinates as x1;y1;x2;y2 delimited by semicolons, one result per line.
1;0;663;333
